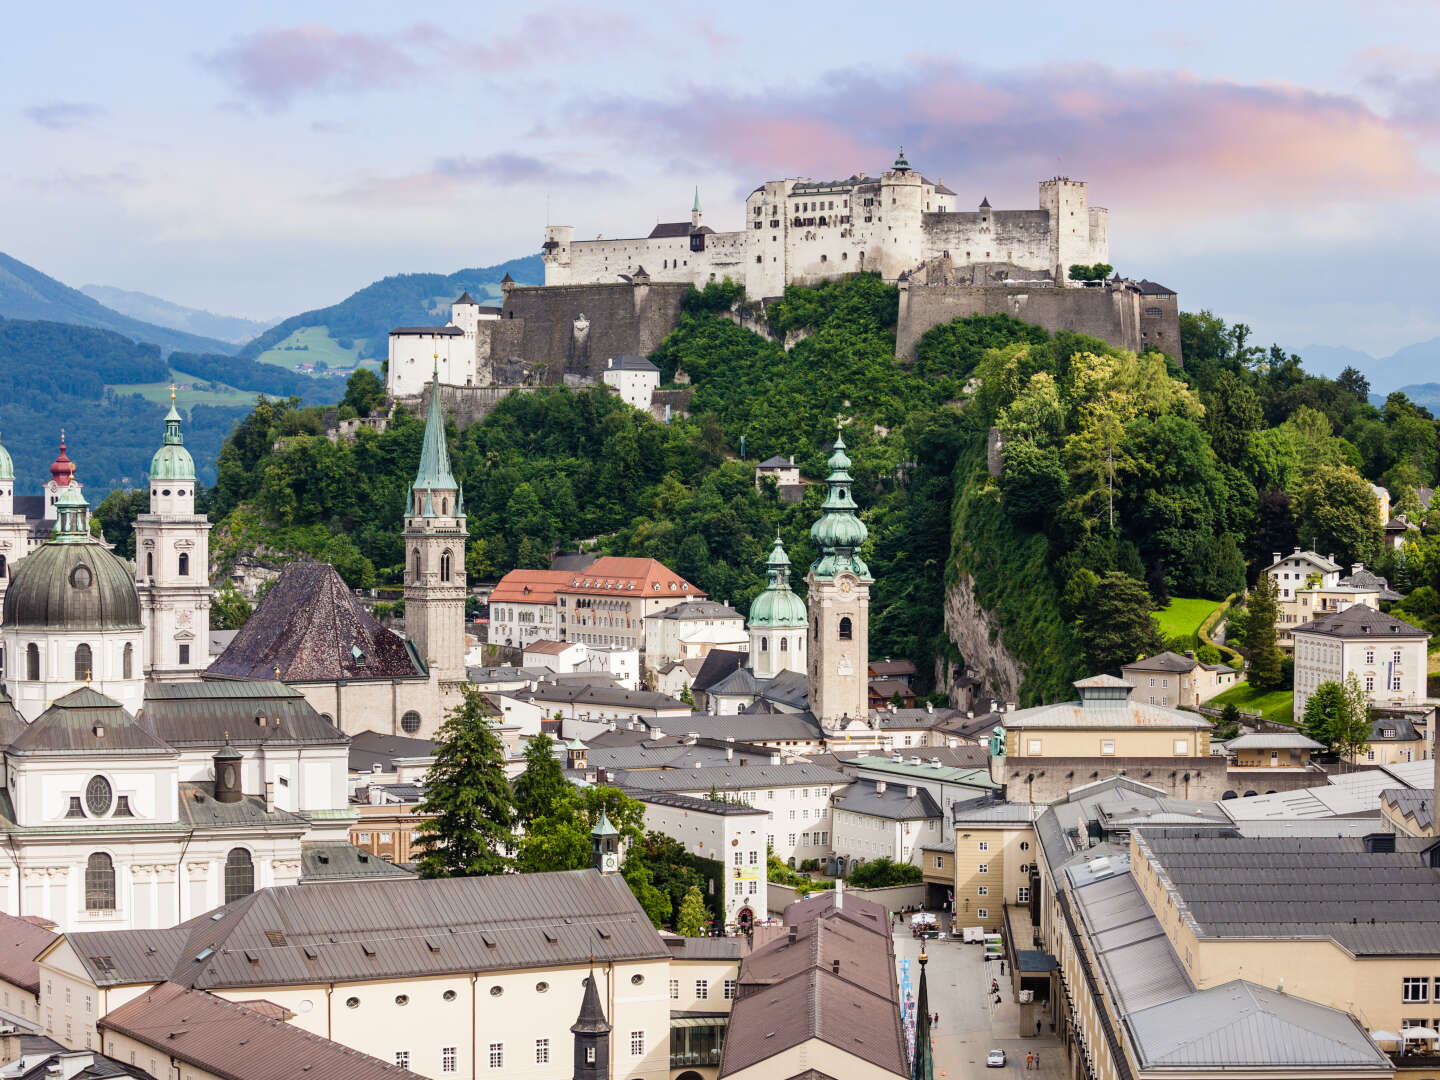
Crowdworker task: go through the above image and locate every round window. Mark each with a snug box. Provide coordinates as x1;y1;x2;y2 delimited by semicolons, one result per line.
442;990;457;1002
536;981;549;993
162;489;171;497
85;775;112;816
489;985;503;997
401;711;421;734
297;1000;313;1013
631;974;644;986
1019;841;1030;851
345;997;360;1009
395;994;409;1006
70;565;92;589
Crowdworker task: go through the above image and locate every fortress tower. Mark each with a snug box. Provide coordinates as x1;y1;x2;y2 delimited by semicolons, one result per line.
806;433;872;729
133;393;212;679
403;372;468;682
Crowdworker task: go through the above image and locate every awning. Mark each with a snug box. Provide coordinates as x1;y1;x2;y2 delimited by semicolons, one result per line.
670;1016;730;1029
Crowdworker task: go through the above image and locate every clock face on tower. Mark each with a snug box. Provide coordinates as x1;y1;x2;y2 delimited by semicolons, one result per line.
602;853;618;872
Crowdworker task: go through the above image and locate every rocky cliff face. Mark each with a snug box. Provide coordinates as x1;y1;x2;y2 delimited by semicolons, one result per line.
941;572;1024;702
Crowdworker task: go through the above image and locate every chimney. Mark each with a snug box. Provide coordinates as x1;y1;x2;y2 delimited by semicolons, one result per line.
726;746;734;760
371;762;382;774
925;701;934;714
906;785;917;797
263;781;275;813
876;780;886;794
770;752;781;764
1352;563;1363;576
597;767;609;784
834;876;844;910
1273;552;1282;564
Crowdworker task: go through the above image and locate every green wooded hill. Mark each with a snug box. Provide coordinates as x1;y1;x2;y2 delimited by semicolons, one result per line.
236;255;543;364
179;275;1440;701
0;251;238;355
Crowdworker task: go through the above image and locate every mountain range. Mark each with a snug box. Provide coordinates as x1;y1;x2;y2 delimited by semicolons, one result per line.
1298;340;1440;411
80;284;280;345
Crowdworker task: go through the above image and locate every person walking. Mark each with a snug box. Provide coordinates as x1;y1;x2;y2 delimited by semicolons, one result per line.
1026;1051;1034;1070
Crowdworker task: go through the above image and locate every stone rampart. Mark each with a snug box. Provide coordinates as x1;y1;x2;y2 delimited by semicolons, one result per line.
394;384;539;428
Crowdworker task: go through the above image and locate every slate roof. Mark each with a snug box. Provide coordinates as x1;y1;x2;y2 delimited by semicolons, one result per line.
615;762;849;793
1124;980;1392;1071
390;324;463;336
0;911;58;994
607;354;660;372
648;222;696;238
1341;566;1404;601
101;981;428;1080
755;455;795;469
1293;604;1431;640
1226;732;1324;750
524;682;687;711
634;791;768;816
299;842;414;881
646;599;743;622
1382;788;1434;831
9;688;175;756
691;649;748;693
70;870;665;991
1266;548;1341;573
454;291;476;304
758;669;810;710
1136;832;1440;954
1369;715;1422;742
346;730;434;773
207;562;425;681
1122;650;1199;673
707;667;765;697
831;779;942;820
648;711;825;744
143;681;348;748
1135;280;1176;296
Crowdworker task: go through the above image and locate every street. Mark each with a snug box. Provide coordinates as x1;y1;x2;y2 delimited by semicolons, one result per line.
894;923;1067;1078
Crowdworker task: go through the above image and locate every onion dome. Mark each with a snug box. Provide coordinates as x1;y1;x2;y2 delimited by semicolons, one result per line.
0;430;13;482
149;391;196;481
749;536;807;628
809;433;872;581
2;483;141;630
49;433;75;487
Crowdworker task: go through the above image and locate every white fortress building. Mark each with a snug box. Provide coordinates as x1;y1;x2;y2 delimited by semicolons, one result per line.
386;291;500;398
543;152;1109;294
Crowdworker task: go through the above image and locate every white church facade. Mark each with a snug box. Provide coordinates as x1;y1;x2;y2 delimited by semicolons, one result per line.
543;152;1109;296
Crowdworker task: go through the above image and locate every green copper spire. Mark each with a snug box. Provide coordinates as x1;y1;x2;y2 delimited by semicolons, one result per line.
749;535;807;628
412;371;458;495
910;952;934;1080
149;385;196;481
893;146;910;172
53;479;91;542
809;431;871;581
692;186;701;213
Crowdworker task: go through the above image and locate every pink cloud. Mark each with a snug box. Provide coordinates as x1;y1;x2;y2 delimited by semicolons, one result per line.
335;153;618;204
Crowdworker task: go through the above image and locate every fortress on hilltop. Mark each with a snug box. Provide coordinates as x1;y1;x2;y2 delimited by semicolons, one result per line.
542;150;1109;293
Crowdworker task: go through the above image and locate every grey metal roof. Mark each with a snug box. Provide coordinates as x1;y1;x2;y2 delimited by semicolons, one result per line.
1369;715;1422;741
0;693;27;748
143;681;349;748
648;712;824;744
1070;870;1192;1015
1137;832;1440;954
524;682;687;711
2;534;141;631
831;780;942;821
1265;548;1341;573
1002;694;1207;730
1226;732;1324;750
390;324;462;335
661;934;744;959
755;455;795;469
706;667;765;697
645;599;743;621
634;791;768;816
10;688;175;756
951;796;1045;826
346;730;435;773
1124;980;1392;1070
177;783;308;830
691;649;748;693
1382;788;1434;830
607;354;659;371
847;754;995;789
759;669;810;710
64;928;195;986
0;912;57;994
1122;650;1199;673
1293;604;1430;640
614;762;850;793
299;842;414;881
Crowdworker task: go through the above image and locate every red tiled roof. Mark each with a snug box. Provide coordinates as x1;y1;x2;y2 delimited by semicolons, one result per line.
489;569;575;605
557;556;704;599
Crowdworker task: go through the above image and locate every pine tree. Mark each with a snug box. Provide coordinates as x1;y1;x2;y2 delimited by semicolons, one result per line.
1244;575;1283;690
413;688;516;878
676;886;708;937
512;733;568;825
1077;571;1164;674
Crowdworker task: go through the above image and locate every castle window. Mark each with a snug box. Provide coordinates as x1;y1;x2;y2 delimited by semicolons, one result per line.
122;643;133;680
26;643;39;681
839;617;853;641
178;552;190;577
0;554;5;578
75;643;93;681
224;848;255;904
84;853;115;911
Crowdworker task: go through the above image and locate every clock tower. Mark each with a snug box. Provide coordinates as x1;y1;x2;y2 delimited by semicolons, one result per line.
806;432;872;731
591;811;620;874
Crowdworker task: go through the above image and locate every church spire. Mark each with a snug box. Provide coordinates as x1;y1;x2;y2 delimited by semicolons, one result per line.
910;951;934;1080
571;969;612;1080
413;370;458;494
808;431;870;581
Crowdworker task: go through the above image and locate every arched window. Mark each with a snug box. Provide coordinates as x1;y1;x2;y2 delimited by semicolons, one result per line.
178;552;190;577
85;853;115;911
412;550;422;580
25;643;38;681
224;848;255;904
146;552;153;577
122;643;133;680
760;637;768;652
440;550;452;583
442;498;449;516
839;617;853;641
74;643;93;681
780;637;789;652
401;711;422;734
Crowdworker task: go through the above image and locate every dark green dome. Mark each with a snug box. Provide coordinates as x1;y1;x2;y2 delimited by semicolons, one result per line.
1;537;141;631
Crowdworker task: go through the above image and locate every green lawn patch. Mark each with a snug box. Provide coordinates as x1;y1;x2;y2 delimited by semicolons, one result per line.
1153;597;1223;648
1210;681;1295;726
253;325;363;370
110;368;254;408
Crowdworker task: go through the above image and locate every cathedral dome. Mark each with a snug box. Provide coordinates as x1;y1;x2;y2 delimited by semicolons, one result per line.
810;508;868;552
1;493;141;631
149;403;196;482
0;432;12;482
749;586;808;628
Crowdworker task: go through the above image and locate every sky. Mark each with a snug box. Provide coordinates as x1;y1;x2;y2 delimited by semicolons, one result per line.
3;0;1439;357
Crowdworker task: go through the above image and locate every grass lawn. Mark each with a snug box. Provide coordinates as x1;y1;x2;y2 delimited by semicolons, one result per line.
253;324;363;370
1210;681;1295;725
1153;597;1222;647
110;368;254;408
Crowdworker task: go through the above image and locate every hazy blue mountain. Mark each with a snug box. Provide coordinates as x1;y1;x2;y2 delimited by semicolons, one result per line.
1393;383;1440;412
1297;344;1375;380
81;284;278;345
0;251;238;355
1299;338;1440;395
237;254;544;361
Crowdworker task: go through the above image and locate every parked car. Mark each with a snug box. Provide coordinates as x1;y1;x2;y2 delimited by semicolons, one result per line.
987;1048;1006;1068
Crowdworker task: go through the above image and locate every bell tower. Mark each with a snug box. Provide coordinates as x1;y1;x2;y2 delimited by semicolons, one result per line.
591;812;619;875
748;535;807;679
404;371;468;682
134;392;212;679
806;431;872;730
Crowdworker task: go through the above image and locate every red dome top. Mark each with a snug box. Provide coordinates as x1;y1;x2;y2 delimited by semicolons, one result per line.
49;434;75;487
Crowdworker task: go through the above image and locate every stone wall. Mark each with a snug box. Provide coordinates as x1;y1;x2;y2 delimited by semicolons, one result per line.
896;282;1182;366
481;282;690;384
394;384;539;428
998;755;1230;803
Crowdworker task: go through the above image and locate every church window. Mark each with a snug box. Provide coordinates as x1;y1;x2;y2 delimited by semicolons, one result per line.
84;853;115;911
224;848;255;904
780;637;788;652
26;644;38;681
86;775;113;816
114;796;134;818
178;552;189;576
441;550;452;582
122;643;133;680
65;797;84;819
178;644;190;665
74;643;93;682
146;552;153;577
413;550;422;579
839;617;853;641
401;711;422;734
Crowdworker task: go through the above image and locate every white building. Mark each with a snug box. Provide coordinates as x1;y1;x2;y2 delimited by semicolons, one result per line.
634;791;769;930
385;292;500;398
1265;547;1341;601
601;354;661;411
830;778;944;869
523;638;588;674
642;599;747;676
544;155;1108;296
754;455;801;490
1292;606;1432;720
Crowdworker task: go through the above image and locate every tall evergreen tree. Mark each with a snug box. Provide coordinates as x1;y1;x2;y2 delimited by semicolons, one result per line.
1077;571;1164;674
1244;575;1283;690
512;734;568;825
413;688;516;878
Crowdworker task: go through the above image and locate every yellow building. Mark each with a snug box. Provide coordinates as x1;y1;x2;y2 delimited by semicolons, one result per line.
947;798;1044;931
